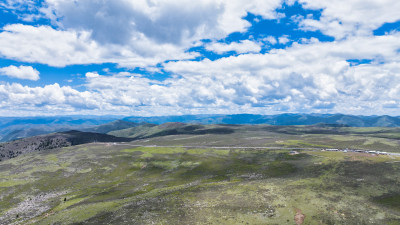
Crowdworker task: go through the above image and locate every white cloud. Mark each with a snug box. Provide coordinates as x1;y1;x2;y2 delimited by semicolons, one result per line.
263;36;278;45
0;65;39;80
0;24;197;68
0;24;102;67
1;0;400;116
0;0;43;22
162;32;400;115
0;0;36;10
0;0;284;68
0;83;101;114
1;29;400;116
278;35;290;44
297;0;400;39
44;0;222;45
205;40;261;54
85;72;99;78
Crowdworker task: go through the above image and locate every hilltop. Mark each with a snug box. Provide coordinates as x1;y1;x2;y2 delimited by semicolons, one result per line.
0;116;122;142
0;130;131;161
108;122;235;139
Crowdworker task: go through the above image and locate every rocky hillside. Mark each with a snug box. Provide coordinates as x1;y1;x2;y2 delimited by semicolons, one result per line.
0;130;131;161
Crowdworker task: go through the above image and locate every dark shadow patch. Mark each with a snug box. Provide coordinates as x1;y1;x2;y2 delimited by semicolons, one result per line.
148;126;235;138
373;193;400;211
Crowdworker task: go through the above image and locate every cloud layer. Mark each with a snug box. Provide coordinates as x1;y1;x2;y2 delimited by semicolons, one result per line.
0;0;399;116
298;0;400;39
0;0;284;68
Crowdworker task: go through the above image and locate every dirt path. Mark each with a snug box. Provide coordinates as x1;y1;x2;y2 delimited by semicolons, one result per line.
294;208;305;225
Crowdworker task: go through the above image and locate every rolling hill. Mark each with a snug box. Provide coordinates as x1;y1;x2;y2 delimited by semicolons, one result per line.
0;116;123;142
2;114;400;143
108;122;235;139
0;130;131;161
1;124;400;224
3;122;400;163
123;113;400;127
83;120;140;134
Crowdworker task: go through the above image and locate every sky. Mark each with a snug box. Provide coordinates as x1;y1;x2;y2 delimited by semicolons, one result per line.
0;0;400;116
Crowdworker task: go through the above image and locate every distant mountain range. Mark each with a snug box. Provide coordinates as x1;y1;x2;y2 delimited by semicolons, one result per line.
122;114;400;127
82;120;141;133
1;114;400;142
0;116;121;142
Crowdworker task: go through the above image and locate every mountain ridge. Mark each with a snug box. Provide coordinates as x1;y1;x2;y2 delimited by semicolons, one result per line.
0;130;132;161
2;114;400;142
122;113;400;127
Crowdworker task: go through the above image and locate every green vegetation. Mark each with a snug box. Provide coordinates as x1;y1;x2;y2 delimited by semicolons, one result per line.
1;125;400;224
1;143;400;224
125;124;400;153
374;193;400;211
0;179;30;187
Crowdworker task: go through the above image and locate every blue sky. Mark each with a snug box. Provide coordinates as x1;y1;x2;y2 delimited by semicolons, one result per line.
0;0;399;116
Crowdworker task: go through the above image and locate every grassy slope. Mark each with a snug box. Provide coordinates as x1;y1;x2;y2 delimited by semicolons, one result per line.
124;125;400;153
1;142;400;224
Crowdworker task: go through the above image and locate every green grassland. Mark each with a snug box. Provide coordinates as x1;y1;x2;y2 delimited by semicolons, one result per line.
0;141;400;224
126;125;400;152
1;125;400;224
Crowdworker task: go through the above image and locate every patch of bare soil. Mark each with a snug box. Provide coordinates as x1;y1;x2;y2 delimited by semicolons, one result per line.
294;208;305;225
0;191;66;225
347;152;377;161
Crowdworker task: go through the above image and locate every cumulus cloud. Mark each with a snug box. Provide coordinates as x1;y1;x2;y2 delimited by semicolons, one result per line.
85;72;100;78
0;83;101;115
0;0;284;68
44;0;222;45
0;24;102;67
278;35;290;44
163;32;400;114
263;36;278;45
2;29;400;116
43;0;283;44
0;65;39;80
205;40;261;54
297;0;400;39
0;24;197;68
5;0;398;68
1;0;400;116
